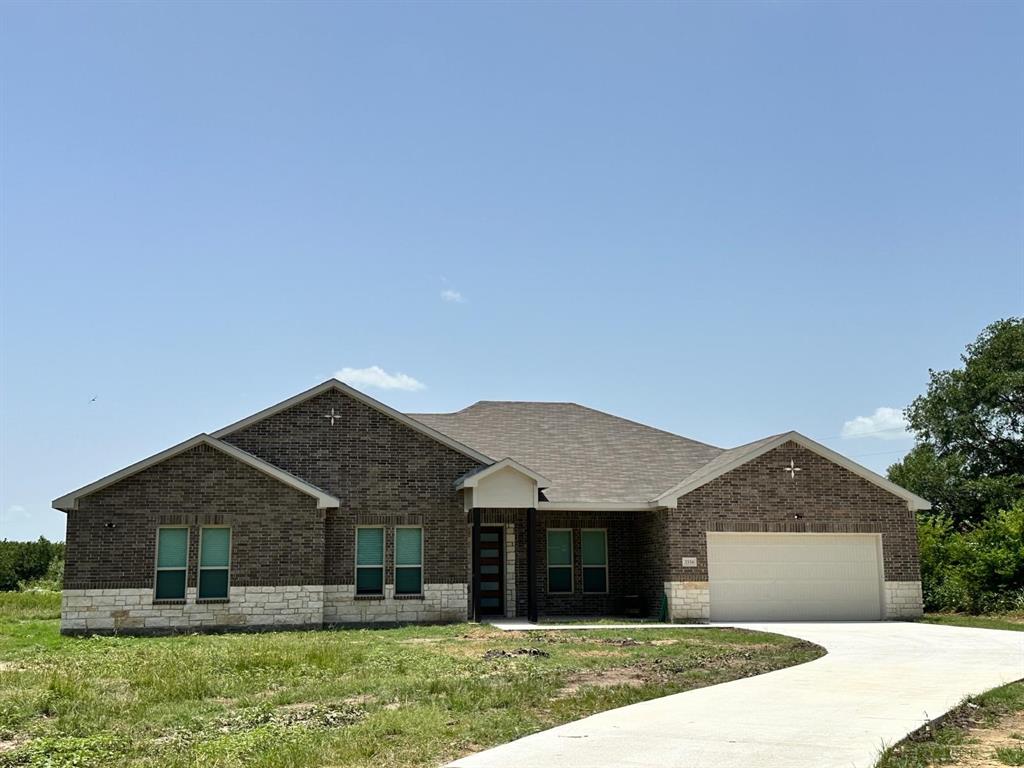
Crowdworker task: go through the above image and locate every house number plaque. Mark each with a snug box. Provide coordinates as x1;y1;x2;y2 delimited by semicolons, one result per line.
681;557;697;568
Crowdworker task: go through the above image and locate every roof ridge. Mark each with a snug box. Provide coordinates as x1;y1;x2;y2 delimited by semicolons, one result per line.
411;401;723;450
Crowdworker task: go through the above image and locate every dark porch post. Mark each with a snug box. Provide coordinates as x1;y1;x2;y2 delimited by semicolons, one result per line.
471;507;481;623
527;506;538;623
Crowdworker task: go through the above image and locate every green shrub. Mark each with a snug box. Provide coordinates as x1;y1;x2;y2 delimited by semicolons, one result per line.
0;538;64;591
919;500;1024;614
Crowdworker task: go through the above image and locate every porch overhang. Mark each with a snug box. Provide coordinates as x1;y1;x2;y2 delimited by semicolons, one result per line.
457;458;551;509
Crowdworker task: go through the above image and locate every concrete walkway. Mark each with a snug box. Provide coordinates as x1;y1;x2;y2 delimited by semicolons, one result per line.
449;622;1024;768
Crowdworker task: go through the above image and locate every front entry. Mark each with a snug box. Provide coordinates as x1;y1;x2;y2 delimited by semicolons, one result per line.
477;526;504;615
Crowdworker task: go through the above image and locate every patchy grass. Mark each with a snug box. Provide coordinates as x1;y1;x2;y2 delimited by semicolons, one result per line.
921;613;1024;633
876;681;1024;768
0;593;822;768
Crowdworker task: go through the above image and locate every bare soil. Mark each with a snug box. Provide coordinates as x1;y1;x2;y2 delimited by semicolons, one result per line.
941;711;1024;767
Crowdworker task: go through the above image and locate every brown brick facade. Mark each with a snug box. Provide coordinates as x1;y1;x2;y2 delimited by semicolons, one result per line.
220;389;483;587
65;444;324;590
61;388;922;629
669;441;920;582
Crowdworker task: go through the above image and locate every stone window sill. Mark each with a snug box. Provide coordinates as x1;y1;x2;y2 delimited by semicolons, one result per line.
354;594;385;601
196;598;230;604
394;594;424;601
152;599;186;606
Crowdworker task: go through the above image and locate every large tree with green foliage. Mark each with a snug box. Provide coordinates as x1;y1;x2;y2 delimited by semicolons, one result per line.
888;317;1024;529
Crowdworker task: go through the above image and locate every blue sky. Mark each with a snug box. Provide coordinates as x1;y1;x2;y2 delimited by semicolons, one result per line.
1;2;1021;541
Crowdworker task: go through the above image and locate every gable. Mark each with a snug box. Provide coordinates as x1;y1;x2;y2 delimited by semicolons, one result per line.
218;386;486;505
213;380;491;465
666;436;930;512
53;435;339;511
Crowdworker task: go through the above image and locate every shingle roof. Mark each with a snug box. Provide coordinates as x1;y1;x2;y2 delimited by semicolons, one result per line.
409;402;724;504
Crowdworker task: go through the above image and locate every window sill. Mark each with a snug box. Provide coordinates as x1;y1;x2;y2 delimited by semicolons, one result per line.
196;598;230;604
394;594;424;600
152;599;186;605
354;594;385;601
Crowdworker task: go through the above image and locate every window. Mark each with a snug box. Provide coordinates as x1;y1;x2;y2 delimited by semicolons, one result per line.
395;527;423;595
581;529;608;593
155;527;188;600
356;527;384;595
547;529;573;593
198;527;231;599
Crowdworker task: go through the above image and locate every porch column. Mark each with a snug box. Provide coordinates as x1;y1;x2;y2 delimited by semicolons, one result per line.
471;507;481;623
527;506;538;623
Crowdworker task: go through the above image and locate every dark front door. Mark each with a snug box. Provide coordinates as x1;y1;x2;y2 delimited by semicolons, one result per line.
477;526;504;615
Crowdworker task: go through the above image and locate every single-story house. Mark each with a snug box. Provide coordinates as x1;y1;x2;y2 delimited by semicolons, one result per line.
54;379;928;634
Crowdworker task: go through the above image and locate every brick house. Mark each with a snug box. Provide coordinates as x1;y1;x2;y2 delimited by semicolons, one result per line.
54;379;928;634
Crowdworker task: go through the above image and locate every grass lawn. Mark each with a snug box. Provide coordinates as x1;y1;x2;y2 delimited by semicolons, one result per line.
921;613;1024;633
0;592;822;768
876;681;1024;768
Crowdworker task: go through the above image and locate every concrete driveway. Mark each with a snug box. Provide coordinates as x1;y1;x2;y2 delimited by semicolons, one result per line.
449;622;1024;768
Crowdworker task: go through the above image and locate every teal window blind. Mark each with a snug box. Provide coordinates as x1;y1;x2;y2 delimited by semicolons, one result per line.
356;527;385;595
395;527;422;595
547;530;573;593
155;528;188;600
199;528;230;599
581;530;607;593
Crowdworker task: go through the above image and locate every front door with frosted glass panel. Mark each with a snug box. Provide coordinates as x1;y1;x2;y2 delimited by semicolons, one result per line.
477;527;504;615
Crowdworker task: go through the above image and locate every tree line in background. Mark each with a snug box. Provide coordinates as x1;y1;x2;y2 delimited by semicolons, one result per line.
888;317;1023;614
0;538;64;592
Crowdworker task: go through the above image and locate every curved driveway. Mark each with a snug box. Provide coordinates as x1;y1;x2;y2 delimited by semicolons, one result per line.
449;622;1024;768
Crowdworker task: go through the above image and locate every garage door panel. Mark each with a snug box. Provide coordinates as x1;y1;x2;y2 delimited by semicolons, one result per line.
708;533;883;621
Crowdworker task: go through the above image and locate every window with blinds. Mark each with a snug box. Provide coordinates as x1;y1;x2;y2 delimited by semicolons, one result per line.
356;527;384;595
581;529;608;593
199;527;231;600
547;529;573;594
155;527;188;600
395;527;423;595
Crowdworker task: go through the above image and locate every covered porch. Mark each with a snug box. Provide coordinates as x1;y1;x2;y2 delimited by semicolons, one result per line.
459;458;667;622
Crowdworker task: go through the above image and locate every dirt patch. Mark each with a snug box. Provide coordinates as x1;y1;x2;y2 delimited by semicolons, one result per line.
572;649;630;658
556;667;648;697
343;693;378;707
947;710;1024;767
0;736;27;754
483;647;550;660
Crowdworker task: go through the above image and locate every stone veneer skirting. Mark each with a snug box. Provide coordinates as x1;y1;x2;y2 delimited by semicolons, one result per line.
665;580;924;622
884;580;924;619
665;581;711;622
323;583;467;625
61;583;468;634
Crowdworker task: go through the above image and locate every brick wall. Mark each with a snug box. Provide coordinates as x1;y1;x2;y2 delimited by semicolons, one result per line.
65;444;324;591
221;389;483;587
669;441;921;582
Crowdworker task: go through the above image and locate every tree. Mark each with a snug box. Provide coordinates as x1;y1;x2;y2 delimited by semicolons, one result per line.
889;317;1024;529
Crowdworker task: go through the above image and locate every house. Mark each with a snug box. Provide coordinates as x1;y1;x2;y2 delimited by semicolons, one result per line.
53;379;928;634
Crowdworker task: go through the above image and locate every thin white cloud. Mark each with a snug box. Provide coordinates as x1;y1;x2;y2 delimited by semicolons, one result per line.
334;366;426;392
440;289;465;303
841;407;911;440
5;504;27;518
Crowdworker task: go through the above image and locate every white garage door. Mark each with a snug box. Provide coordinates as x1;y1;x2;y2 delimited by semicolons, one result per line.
707;533;883;621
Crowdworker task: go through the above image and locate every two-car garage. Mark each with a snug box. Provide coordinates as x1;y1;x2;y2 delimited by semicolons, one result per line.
707;532;885;622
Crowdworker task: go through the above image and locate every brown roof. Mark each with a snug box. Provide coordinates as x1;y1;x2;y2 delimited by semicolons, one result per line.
410;401;723;504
